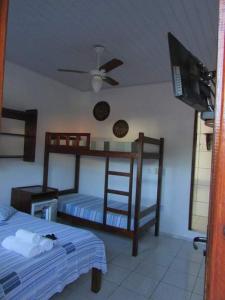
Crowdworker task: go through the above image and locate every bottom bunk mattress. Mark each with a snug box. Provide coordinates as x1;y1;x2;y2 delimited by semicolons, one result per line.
58;193;156;230
0;211;106;300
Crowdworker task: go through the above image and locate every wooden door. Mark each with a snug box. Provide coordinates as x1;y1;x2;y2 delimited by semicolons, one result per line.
0;0;9;119
205;0;225;299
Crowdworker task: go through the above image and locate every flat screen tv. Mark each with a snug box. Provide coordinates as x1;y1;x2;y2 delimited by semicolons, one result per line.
168;32;212;112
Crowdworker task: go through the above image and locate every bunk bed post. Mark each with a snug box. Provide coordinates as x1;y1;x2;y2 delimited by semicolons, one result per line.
155;138;164;236
132;132;144;256
103;156;109;225
43;133;50;189
74;154;80;193
127;158;134;231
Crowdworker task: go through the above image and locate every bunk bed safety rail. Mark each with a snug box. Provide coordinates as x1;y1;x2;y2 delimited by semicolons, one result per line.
139;204;157;219
134;133;162;159
142;136;161;145
135;134;161;146
46;132;91;149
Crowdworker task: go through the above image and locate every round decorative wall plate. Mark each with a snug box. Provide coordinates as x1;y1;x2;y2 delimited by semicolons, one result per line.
113;120;129;138
93;101;110;121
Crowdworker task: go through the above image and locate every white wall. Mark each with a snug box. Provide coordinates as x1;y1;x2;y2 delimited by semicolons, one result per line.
1;61;199;239
0;61;85;203
77;85;197;239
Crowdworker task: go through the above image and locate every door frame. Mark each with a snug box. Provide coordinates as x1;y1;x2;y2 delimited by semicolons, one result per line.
0;0;9;119
188;111;198;230
205;0;225;299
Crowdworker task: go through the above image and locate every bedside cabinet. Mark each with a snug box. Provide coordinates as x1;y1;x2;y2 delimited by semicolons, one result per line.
11;185;58;221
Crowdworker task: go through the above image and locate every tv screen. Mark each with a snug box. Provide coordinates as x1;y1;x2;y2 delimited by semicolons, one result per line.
168;32;211;112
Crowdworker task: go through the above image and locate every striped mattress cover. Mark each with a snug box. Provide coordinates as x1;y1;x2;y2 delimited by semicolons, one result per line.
0;211;106;300
58;193;156;230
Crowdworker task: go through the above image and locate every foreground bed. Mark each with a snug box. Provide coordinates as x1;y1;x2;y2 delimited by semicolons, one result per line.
0;212;106;300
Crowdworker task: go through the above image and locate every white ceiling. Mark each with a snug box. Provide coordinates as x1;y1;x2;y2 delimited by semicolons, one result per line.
6;0;219;91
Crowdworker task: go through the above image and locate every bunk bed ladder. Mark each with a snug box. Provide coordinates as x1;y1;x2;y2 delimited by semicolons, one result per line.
103;157;134;230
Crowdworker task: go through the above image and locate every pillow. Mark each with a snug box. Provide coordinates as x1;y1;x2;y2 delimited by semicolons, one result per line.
0;205;17;221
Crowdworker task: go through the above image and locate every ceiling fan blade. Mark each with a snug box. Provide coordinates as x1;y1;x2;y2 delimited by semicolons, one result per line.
57;68;88;74
99;58;123;73
103;76;119;86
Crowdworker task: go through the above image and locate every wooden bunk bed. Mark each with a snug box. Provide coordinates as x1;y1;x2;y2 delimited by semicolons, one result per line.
43;132;164;256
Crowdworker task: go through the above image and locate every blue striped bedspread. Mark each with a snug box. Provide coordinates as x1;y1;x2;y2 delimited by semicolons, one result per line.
58;193;156;230
0;212;106;300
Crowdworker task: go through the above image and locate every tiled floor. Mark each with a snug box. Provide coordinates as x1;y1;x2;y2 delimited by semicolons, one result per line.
52;228;205;300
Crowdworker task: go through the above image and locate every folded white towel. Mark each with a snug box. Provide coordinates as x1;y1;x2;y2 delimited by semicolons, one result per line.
15;229;41;245
1;236;41;258
40;237;54;252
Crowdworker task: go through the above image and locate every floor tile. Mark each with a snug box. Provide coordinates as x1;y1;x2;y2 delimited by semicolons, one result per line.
137;238;158;253
152;244;180;257
111;253;142;271
140;249;175;267
150;282;191;300
169;257;201;276
106;248;121;262
190;293;204;300
97;232;131;253
67;279;117;300
193;277;204;295
51;273;90;299
135;261;168;281
154;237;183;254
163;269;196;291
142;244;179;257
103;263;130;284
105;242;131;256
51;232;206;300
198;263;205;279
121;272;158;297
69;272;92;288
108;286;148;300
129;234;184;257
51;286;75;300
178;244;204;264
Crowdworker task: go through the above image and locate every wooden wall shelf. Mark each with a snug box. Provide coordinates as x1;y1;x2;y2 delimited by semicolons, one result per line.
0;107;38;162
0;132;26;137
0;155;24;159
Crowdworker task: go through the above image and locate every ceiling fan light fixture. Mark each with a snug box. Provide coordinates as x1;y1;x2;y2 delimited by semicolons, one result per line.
92;75;103;93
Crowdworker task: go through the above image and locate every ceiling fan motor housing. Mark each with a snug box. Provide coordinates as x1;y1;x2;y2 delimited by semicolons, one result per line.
94;45;105;55
90;69;106;78
91;74;103;93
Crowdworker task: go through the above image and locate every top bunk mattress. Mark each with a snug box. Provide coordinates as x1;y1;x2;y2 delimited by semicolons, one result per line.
0;211;106;300
58;193;156;230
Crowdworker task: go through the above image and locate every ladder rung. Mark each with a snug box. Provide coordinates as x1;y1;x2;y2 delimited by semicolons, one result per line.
107;189;130;196
106;207;128;216
108;171;130;177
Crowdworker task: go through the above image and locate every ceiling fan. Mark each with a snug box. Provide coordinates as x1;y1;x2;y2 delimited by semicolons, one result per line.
57;46;123;92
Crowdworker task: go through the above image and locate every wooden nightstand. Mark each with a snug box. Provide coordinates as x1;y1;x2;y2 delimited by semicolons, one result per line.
11;185;58;221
